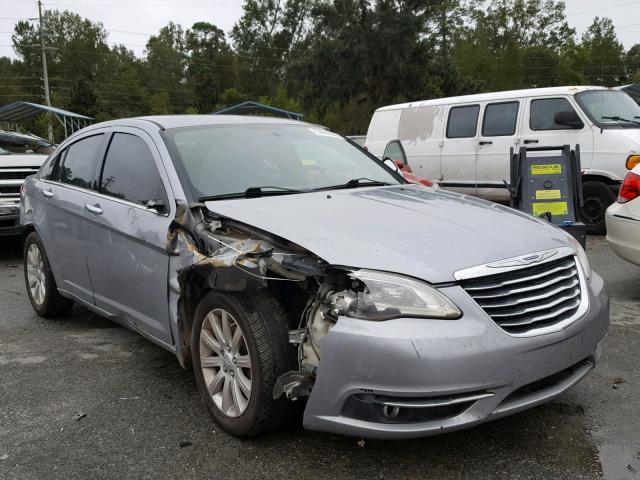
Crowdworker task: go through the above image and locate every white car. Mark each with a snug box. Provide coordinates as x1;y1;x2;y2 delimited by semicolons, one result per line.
0;130;53;235
606;165;640;265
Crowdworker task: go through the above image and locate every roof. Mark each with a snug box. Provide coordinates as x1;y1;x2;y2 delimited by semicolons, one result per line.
376;86;610;112
213;101;303;120
62;114;309;139
0;101;93;122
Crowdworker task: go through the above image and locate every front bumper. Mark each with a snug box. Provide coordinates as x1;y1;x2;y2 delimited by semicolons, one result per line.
302;272;609;439
0;213;24;236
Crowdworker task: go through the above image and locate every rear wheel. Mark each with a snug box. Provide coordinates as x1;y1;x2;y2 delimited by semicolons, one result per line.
581;181;616;235
191;290;295;436
23;232;73;317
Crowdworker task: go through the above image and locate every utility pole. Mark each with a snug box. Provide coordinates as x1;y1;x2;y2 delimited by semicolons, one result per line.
38;0;53;142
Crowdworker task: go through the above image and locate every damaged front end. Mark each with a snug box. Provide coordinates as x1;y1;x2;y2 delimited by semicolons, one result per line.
166;201;359;401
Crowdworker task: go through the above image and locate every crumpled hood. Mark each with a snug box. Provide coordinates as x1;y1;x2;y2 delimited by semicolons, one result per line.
205;185;572;283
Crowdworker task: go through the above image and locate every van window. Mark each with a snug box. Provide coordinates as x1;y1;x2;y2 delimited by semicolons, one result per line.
382;140;407;164
59;134;104;189
446;105;480;138
530;98;582;131
100;133;168;210
482;102;519;136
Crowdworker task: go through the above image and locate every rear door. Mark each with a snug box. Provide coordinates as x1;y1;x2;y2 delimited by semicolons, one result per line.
36;133;107;304
84;128;175;346
440;104;481;196
476;100;523;202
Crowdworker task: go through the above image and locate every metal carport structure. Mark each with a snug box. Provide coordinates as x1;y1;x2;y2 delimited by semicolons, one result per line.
0;101;93;140
213;101;303;120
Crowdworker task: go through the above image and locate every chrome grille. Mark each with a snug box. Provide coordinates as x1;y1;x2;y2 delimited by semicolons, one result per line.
0;168;38;180
461;256;582;334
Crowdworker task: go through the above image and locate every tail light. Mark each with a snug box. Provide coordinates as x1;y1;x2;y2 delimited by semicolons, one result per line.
626;155;640;170
618;171;640;203
20;182;26;197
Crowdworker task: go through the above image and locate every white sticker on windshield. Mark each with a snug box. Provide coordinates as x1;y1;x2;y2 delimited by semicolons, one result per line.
308;127;342;139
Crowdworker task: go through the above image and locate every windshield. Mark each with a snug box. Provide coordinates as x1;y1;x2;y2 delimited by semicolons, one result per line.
164;124;401;199
0;131;55;155
576;90;640;128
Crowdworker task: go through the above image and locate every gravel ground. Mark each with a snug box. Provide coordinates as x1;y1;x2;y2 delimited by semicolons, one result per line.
0;235;638;480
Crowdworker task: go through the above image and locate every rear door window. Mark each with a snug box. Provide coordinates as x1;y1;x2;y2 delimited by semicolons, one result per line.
530;98;582;131
482;102;519;136
59;134;105;189
446;105;480;138
99;133;168;210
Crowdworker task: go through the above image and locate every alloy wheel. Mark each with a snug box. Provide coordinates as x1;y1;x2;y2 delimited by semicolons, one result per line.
199;308;252;418
26;243;46;306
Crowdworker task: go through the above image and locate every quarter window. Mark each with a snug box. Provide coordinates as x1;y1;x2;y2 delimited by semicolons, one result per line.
59;134;104;189
382;140;407;164
41;149;65;181
530;98;582;131
446;105;480;138
100;133;167;210
482;102;519;136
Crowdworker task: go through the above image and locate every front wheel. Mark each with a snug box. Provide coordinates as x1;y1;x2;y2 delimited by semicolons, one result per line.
581;181;616;235
191;290;295;436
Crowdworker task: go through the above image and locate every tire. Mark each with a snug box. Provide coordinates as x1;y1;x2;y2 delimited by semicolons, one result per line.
191;290;295;437
581;181;616;235
23;231;74;317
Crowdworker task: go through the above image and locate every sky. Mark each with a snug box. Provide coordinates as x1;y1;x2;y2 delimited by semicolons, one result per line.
0;0;639;60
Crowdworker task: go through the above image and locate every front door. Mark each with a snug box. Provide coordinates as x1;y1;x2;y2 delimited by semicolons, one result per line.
520;96;594;166
84;129;174;346
440;104;481;196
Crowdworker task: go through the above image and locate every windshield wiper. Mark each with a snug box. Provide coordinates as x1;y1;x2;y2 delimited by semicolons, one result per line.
601;115;640;126
199;186;306;202
312;177;392;192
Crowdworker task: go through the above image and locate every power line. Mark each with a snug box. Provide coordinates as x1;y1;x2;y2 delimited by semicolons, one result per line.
565;0;640;19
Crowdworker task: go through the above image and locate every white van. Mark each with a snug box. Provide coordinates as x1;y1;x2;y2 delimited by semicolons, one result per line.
365;86;640;233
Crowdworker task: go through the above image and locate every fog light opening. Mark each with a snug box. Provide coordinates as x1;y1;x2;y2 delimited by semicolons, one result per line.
383;405;400;419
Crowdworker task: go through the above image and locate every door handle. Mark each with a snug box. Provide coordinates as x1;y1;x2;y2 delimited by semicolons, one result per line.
479;140;493;145
41;189;54;198
524;139;539;144
85;203;103;215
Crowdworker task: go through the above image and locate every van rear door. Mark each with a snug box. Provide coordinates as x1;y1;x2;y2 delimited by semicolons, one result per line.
476;100;523;202
440;104;481;196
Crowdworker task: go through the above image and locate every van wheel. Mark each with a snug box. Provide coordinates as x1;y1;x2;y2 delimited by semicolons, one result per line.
23;231;74;317
581;181;615;235
191;290;295;437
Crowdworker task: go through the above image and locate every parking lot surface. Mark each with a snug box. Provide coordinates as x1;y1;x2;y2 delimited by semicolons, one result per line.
0;235;639;480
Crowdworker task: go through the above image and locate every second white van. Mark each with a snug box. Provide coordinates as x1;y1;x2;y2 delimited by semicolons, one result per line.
365;86;640;234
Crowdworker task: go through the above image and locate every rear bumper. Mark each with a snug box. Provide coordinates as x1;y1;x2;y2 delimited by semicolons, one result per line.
606;205;640;266
302;272;609;439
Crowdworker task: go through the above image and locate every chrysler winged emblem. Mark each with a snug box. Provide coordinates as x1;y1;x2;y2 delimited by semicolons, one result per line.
486;249;559;269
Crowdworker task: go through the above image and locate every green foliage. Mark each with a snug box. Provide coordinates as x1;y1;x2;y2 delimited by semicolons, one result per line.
0;0;635;139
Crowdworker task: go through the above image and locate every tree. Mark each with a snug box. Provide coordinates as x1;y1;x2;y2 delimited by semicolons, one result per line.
579;17;625;86
186;22;234;113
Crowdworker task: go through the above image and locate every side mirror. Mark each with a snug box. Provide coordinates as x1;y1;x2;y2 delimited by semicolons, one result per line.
383;157;400;173
554;110;583;129
394;160;412;173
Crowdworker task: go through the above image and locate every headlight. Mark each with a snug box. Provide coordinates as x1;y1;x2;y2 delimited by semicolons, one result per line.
344;270;462;321
567;235;591;280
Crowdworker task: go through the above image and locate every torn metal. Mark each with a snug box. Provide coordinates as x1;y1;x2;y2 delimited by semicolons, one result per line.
167;202;362;400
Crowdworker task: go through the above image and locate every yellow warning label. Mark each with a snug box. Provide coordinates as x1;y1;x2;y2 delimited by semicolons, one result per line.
532;201;568;217
535;189;562;200
531;164;562;175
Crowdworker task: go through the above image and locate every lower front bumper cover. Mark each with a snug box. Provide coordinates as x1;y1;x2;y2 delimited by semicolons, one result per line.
302;272;609;439
0;214;24;236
